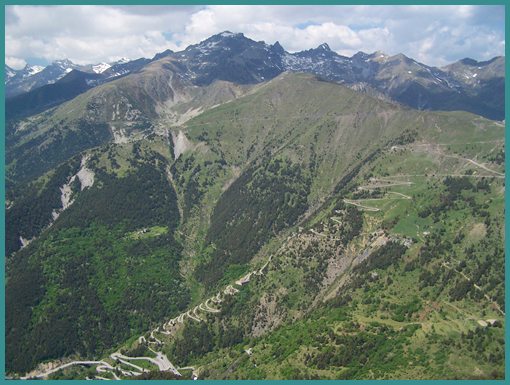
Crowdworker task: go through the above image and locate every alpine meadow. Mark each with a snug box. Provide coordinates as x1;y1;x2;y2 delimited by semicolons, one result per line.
4;5;506;380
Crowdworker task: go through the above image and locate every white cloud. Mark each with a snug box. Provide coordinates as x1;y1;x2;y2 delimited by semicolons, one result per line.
5;5;197;65
5;5;505;68
6;56;26;69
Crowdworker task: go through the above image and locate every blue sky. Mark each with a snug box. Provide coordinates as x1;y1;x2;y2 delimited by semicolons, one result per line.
5;5;505;69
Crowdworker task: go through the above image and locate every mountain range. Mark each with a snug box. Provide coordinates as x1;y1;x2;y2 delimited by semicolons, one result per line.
5;57;144;96
5;31;505;380
5;31;505;120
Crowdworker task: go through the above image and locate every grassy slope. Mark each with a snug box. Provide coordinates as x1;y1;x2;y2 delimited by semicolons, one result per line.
143;80;504;379
170;73;502;288
6;73;505;379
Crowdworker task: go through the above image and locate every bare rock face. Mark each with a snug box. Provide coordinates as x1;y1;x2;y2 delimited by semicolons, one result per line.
171;130;193;160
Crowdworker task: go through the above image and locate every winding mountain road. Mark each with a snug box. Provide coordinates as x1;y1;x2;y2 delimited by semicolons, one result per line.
21;361;114;380
343;199;381;212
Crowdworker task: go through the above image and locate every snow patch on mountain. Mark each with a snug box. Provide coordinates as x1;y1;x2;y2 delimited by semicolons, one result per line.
5;66;16;81
54;67;74;82
27;65;45;76
54;59;75;69
219;31;237;38
92;63;111;74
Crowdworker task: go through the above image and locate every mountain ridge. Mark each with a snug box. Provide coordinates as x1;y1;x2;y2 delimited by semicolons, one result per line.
6;31;504;120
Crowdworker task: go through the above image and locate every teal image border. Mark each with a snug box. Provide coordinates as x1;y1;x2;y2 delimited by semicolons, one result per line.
0;1;507;383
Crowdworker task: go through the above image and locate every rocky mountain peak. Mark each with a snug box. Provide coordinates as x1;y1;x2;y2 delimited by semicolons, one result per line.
53;58;76;68
317;42;332;51
271;41;285;55
152;49;174;61
459;57;480;66
218;30;244;38
351;51;371;61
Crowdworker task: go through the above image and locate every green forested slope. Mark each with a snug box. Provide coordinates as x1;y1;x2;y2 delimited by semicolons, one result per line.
6;142;188;373
5;73;505;379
